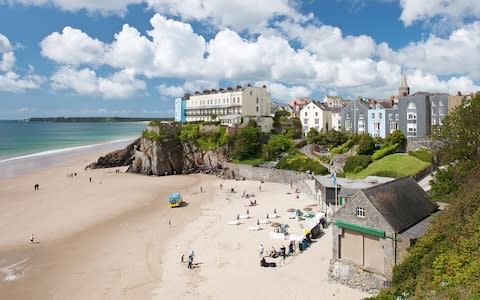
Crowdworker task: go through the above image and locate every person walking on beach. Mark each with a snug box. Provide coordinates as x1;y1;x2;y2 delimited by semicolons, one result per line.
89;177;92;183
258;244;264;258
280;245;286;263
188;250;195;269
200;186;203;193
181;253;185;263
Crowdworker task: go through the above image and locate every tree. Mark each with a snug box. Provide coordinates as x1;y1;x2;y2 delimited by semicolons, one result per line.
306;128;319;144
230;120;262;160
383;130;406;149
263;134;294;159
432;93;480;164
356;133;376;155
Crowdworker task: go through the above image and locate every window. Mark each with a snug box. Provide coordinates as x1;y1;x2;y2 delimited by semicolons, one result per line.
346;113;351;120
359;113;364;120
304;112;308;116
439;107;445;116
374;122;380;130
256;97;259;103
395;114;399;121
315;112;318;116
303;118;308;125
407;113;417;120
303;126;308;132
407;123;417;132
250;91;253;96
371;113;375;119
256;106;259;112
356;207;365;218
379;113;382;119
408;102;416;109
314;118;319;125
390;122;398;132
432;119;437;125
388;114;393;121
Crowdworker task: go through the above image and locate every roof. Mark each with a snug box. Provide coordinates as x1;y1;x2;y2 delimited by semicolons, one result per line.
315;175;394;190
361;177;438;233
401;214;435;238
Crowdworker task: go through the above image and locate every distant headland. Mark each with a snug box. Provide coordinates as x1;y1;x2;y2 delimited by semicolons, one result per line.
26;117;174;123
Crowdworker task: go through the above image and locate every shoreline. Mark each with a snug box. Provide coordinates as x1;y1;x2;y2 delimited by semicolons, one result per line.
0;138;136;179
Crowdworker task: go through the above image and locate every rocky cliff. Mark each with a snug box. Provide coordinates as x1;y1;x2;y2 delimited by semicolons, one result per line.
86;124;227;176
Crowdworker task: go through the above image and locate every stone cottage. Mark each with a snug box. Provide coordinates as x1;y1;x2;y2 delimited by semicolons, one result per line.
329;176;438;293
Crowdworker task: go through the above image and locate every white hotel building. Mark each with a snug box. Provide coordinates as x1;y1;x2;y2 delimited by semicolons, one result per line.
175;85;273;132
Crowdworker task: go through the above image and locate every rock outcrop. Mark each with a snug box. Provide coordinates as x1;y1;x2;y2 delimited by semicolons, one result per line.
87;124;227;176
86;138;140;169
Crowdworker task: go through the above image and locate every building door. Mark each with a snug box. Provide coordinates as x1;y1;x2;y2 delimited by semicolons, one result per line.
339;229;363;266
363;235;384;273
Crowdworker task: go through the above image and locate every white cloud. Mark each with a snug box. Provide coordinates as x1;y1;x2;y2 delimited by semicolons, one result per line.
50;66;146;98
146;0;305;32
408;69;479;94
256;81;312;102
278;21;377;60
41;26;106;65
7;0;143;15
157;80;218;97
0;33;45;92
379;21;480;80
0;33;15;72
400;0;480;27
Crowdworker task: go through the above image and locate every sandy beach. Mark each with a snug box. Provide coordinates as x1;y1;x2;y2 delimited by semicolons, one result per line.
0;146;370;300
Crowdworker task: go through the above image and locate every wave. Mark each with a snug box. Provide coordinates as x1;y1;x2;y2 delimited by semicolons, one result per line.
0;137;136;164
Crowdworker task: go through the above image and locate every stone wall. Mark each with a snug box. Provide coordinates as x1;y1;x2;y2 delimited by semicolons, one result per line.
222;162;311;184
329;259;389;294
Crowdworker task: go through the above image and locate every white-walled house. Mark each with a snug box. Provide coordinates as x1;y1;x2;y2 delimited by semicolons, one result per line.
299;101;332;136
331;108;342;131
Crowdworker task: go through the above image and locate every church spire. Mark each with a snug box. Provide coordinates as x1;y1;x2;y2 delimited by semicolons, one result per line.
399;65;410;96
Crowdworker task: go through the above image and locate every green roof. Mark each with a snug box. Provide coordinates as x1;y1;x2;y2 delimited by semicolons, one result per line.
335;220;385;238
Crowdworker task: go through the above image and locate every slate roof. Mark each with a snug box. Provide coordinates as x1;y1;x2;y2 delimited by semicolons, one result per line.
360;176;438;233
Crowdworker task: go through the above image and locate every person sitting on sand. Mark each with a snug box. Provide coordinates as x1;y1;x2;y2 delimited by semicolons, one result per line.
30;234;35;243
270;246;277;258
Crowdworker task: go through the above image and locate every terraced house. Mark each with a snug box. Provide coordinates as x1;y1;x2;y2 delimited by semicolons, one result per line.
175;85;273;132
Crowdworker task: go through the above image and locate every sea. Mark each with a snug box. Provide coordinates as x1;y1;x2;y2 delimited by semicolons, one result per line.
0;120;147;162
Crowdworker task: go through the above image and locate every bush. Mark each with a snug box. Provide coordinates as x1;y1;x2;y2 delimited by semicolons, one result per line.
331;139;354;154
357;133;376;155
344;155;372;174
409;148;433;163
263;134;294;159
372;143;400;160
276;150;329;175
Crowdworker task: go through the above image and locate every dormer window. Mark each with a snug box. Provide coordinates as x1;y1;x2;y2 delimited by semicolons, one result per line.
356;207;365;218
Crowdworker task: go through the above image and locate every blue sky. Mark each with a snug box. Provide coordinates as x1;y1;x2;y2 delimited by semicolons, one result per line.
1;0;479;119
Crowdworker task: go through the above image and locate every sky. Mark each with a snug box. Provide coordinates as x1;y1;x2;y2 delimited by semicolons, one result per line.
0;0;479;119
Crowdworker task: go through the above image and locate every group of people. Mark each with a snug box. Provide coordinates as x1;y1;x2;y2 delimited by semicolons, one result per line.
67;172;77;178
181;251;196;269
259;241;296;261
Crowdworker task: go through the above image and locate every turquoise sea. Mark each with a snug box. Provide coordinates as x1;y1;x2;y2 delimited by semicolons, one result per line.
0;120;147;161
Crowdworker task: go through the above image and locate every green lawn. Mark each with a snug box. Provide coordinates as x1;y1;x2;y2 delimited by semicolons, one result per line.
351;153;431;179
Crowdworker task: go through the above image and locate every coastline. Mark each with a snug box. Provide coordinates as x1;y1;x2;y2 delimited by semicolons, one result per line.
0;138;136;179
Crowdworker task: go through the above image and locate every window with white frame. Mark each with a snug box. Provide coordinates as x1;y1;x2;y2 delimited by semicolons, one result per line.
304;112;307;116
407;113;417;120
371;112;375;119
303;118;308;124
388;114;393;121
408;102;416;109
407;123;417;132
379;113;382;119
315;118;319;125
356;207;365;218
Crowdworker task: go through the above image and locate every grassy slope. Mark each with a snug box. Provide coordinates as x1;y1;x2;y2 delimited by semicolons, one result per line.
352;153;431;179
